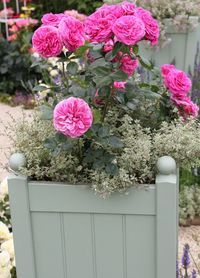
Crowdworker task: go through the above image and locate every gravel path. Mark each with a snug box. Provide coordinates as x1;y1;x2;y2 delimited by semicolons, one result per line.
0;102;200;275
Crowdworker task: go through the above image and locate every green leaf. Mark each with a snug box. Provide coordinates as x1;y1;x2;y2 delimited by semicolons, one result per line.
40;105;53;120
138;56;153;70
111;70;128;81
92;66;112;76
33;85;48;92
93;109;101;123
67;62;78;75
132;44;139;55
44;137;57;150
92;43;103;51
108;136;124;148
93;76;113;87
105;51;115;62
89;58;110;70
69;84;86;97
74;41;91;57
98;126;110;138
112;42;123;56
105;163;119;175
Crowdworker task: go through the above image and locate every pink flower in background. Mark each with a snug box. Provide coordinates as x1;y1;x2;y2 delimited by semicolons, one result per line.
53;97;93;138
41;13;65;27
7;34;17;41
0;7;14;18
164;68;192;97
8;24;18;33
64;10;87;22
84;5;116;43
136;7;159;45
114;81;126;89
58;16;85;51
112;15;145;45
120;55;139;76
120;1;136;15
16;18;38;28
32;26;63;58
161;64;176;78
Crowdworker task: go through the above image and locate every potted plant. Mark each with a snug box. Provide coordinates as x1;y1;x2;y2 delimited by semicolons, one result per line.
7;2;200;278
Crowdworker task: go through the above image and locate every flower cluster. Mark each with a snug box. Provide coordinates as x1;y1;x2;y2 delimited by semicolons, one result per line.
32;1;159;58
32;13;85;57
161;64;199;118
7;18;38;42
85;1;159;45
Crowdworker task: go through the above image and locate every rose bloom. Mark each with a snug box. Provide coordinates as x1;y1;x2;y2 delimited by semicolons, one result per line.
16;18;38;28
32;26;63;58
84;5;117;43
120;1;136;15
53;97;93;138
7;34;17;41
58;16;85;51
172;96;199;118
114;81;126;89
161;64;175;78
136;7;159;45
41;13;65;27
112;15;145;45
163;67;192;97
120;55;139;76
8;24;18;33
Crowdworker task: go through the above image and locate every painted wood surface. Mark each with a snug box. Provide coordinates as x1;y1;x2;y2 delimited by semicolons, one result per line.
8;156;178;278
140;17;200;72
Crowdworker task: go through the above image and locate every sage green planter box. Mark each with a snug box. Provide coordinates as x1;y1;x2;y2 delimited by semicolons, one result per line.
8;157;178;278
140;16;200;72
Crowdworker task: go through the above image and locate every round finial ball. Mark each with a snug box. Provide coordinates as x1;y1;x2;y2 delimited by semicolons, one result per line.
9;153;26;172
157;156;176;175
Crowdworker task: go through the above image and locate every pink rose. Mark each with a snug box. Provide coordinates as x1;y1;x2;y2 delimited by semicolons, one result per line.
53;97;93;138
114;81;126;89
84;5;117;43
171;96;199;118
32;26;63;58
120;55;139;76
41;13;65;27
112;15;145;45
120;1;136;15
58;16;85;51
16;18;38;28
161;64;176;78
7;34;17;41
164;68;192;97
136;7;159;45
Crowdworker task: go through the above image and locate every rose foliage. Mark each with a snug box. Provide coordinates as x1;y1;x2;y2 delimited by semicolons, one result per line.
16;1;200;195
